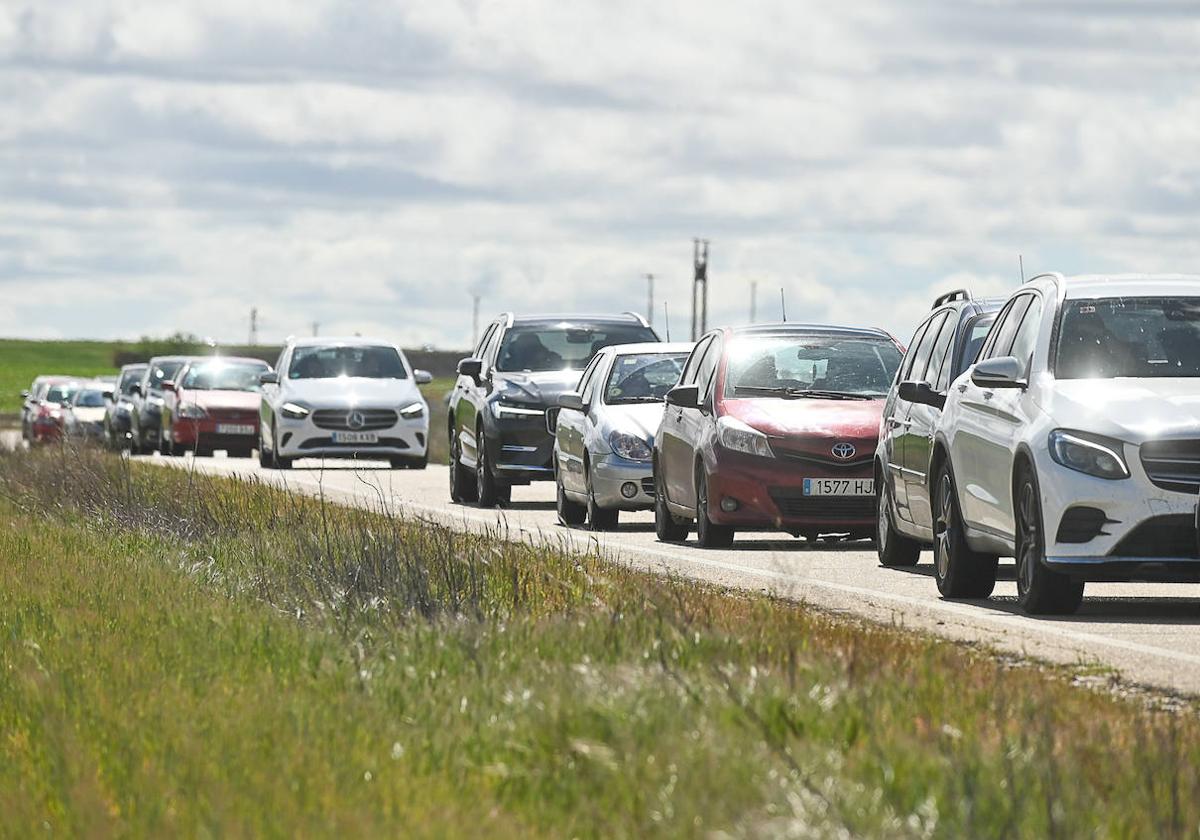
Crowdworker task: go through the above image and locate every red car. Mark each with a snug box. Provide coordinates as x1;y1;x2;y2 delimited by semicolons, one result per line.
26;378;83;444
160;357;270;457
652;324;903;547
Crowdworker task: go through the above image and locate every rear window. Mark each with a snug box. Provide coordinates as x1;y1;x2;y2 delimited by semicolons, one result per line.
45;384;80;405
74;389;106;408
119;368;146;395
496;323;658;373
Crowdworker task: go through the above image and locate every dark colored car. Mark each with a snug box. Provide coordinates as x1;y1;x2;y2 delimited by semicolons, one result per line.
448;312;659;507
652;323;903;548
129;356;194;454
874;289;1004;566
104;363;148;450
160;357;270;457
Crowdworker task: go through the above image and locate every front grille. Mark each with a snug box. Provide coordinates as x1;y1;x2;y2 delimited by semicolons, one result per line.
299;436;410;450
768;488;874;520
312;409;398;431
1055;506;1116;544
1140;440;1200;493
206;408;258;423
772;446;873;469
1110;515;1198;559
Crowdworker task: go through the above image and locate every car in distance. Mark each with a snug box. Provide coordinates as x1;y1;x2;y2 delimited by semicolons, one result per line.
259;337;432;470
160;357;270;457
448;312;660;507
104;363;148;450
554;342;693;529
20;375;71;442
653;323;903;548
874;289;1004;567
26;378;84;444
129;356;193;455
63;383;112;441
921;273;1200;615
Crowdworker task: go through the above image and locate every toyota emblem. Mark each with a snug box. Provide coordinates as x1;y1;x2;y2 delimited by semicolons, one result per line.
831;442;856;460
347;410;366;430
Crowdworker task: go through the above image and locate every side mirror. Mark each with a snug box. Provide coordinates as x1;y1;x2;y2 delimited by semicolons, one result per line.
457;358;484;381
414;369;434;385
665;384;700;409
971;356;1026;389
19;390;29;399
897;380;946;410
545;406;561;435
557;391;585;412
162;381;176;392
259;371;279;385
102;389;115;400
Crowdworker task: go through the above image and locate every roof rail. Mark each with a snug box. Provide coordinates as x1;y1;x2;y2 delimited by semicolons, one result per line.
499;312;514;328
1025;271;1064;286
931;289;971;309
622;310;651;328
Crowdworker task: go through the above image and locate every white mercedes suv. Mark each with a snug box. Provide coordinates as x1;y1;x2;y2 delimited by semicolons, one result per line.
259;337;432;470
914;273;1200;615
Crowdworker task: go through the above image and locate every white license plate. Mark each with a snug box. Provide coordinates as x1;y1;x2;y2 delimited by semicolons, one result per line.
332;431;378;444
802;478;874;496
216;424;255;436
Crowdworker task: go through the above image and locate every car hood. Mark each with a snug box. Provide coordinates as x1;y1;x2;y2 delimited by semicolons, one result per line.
598;402;666;441
494;370;583;407
1043;378;1200;444
70;407;106;422
184;391;263;411
280;377;423;409
722;397;885;462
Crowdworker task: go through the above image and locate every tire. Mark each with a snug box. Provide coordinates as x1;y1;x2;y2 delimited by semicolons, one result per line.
258;433;272;468
475;428;505;508
449;426;478;503
267;423;292;470
876;470;921;567
390;455;427;470
556;470;587;526
1015;464;1084;615
695;464;735;549
933;462;997;598
585;462;619;531
654;466;689;542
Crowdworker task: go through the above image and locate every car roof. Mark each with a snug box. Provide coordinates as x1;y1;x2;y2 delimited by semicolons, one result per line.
288;336;400;348
606;341;693;355
728;322;894;340
181;355;269;367
146;355;200;364
506;313;652;327
1059;273;1200;300
120;363;148;371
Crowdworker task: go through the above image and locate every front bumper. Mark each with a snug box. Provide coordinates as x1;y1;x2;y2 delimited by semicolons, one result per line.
30;418;63;443
590;454;655;510
490;413;555;482
276;411;429;460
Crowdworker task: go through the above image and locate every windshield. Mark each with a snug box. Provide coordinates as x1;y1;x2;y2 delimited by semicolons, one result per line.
149;361;184;389
181;361;267;392
119;368;147;395
725;336;901;399
1056;296;1200;379
496;323;658;373
73;389;106;408
45;384;80;405
288;346;408;380
604;353;689;404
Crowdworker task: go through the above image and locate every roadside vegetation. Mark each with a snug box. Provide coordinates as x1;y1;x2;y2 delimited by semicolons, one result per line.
2;445;1199;837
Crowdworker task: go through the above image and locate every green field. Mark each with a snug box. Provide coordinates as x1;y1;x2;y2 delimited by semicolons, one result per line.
0;339;122;413
2;445;1199;837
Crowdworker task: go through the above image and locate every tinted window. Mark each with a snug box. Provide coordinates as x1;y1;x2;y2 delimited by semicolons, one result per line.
118;368;146;395
495;323;657;373
45;384;80;405
605;352;689;405
181;361;268;392
955;313;996;377
1007;297;1044;376
724;335;902;398
1056;296;1200;379
923;314;957;388
288;346;408;380
906;312;948;384
73;389;106;408
983;296;1032;361
899;319;933;381
148;361;184;390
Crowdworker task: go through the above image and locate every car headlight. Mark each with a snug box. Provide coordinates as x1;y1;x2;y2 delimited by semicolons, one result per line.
716;416;774;458
177;403;207;419
400;402;426;419
280;402;311;420
1048;429;1129;480
609;431;652;461
492;401;544;419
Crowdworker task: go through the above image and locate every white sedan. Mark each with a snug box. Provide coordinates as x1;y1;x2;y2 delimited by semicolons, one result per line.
258;337;432;470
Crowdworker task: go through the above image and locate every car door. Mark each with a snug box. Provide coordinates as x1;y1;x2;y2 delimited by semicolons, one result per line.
951;294;1031;531
261;348;288;446
558;354;603;494
456;322;497;465
680;334;723;508
886;315;937;522
661;335;712;504
902;310;957;529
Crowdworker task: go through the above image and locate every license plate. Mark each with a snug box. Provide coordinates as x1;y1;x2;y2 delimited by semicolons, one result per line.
332;431;378;444
803;478;874;496
216;424;255;436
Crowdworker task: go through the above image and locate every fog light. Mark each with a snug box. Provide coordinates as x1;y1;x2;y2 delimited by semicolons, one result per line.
621;482;638;499
720;497;740;513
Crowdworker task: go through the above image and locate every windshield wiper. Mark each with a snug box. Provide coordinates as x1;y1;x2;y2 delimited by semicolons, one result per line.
733;386;873;401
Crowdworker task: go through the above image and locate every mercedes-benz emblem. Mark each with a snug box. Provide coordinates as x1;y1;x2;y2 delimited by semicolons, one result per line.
831;442;856;460
347;410;366;430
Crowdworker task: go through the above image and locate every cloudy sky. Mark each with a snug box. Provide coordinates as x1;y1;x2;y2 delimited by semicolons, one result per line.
3;1;1199;349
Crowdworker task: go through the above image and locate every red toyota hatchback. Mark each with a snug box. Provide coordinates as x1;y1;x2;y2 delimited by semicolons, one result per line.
652;324;903;547
160;357;270;457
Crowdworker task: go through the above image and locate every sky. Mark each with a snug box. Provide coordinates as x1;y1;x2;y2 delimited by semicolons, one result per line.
2;1;1199;349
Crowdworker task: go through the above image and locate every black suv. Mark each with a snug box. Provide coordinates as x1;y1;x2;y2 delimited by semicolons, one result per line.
875;289;1004;566
129;355;194;454
448;312;659;506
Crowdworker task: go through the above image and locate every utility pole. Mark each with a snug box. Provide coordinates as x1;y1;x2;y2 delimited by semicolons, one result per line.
311;321;319;338
691;238;709;340
646;273;655;326
750;280;758;324
248;307;258;346
471;293;481;347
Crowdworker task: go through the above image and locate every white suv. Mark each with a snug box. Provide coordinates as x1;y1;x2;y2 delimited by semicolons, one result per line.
914;273;1200;615
259;337;432;470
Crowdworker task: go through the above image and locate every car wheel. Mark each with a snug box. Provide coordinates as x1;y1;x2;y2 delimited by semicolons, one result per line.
654;466;689;542
556;469;587;526
475;428;504;508
268;423;292;470
449;427;478;503
876;470;920;567
585;461;619;531
933;462;997;598
258;431;272;468
1015;464;1084;615
695;464;735;549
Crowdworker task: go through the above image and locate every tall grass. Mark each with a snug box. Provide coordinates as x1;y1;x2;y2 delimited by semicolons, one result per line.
2;443;1200;837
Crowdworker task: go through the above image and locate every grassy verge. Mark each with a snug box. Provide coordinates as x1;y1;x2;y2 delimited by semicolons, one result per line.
0;340;120;411
2;446;1199;836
